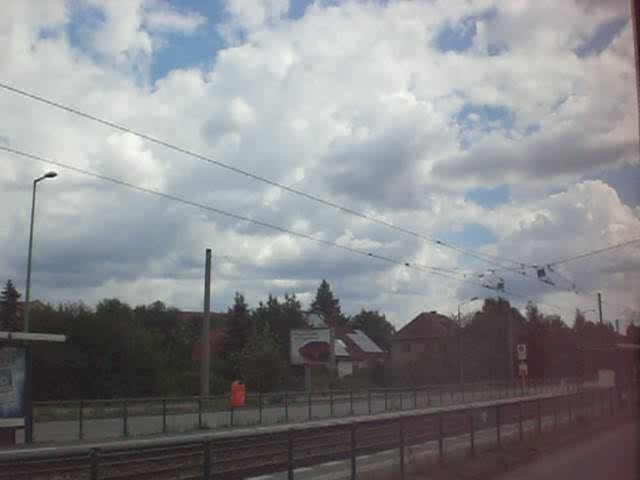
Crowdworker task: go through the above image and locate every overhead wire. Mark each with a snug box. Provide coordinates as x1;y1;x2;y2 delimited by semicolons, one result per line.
546;238;640;266
0;82;524;272
1;144;501;294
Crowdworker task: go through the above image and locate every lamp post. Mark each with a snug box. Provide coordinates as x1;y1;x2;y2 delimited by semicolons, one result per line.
458;297;479;386
23;171;57;332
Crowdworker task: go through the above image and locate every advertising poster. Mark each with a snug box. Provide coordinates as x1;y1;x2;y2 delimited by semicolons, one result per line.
0;346;26;427
290;329;331;365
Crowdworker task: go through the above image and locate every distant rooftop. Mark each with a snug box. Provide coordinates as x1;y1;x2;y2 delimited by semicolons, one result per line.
393;311;454;341
347;330;383;354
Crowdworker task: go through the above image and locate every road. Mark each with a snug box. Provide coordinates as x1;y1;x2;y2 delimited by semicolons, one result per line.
496;421;639;480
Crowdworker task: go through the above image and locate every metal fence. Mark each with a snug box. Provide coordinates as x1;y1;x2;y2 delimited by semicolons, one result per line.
3;383;634;480
31;378;582;443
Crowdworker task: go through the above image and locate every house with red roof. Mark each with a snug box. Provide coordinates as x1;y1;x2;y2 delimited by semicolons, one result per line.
390;311;457;384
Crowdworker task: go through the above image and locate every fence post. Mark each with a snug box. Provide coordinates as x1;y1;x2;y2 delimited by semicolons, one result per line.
384;390;388;412
469;412;475;459
259;393;263;425
426;388;431;407
496;405;501;449
439;384;444;406
198;397;203;429
414;387;418;409
399;418;405;480
518;402;523;442
438;413;444;466
162;398;167;433
79;400;84;440
537;399;542;435
350;390;354;416
368;389;372;415
350;422;357;480
554;398;558;430
287;428;294;480
308;392;312;420
461;382;465;403
89;448;99;480
202;440;211;479
285;391;289;423
230;406;234;427
330;390;335;417
122;399;128;437
568;396;572;425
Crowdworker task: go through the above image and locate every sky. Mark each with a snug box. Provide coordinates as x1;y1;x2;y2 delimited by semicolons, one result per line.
1;0;639;329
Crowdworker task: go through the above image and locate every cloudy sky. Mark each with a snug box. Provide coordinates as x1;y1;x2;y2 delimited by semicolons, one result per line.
1;0;639;328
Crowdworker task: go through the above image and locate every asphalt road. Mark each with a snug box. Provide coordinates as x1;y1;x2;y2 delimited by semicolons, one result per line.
496;420;639;480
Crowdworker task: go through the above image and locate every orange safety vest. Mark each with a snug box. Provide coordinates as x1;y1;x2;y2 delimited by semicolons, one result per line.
230;380;246;407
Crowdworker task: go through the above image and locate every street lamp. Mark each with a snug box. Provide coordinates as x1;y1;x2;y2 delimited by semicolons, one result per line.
23;171;58;332
458;296;479;386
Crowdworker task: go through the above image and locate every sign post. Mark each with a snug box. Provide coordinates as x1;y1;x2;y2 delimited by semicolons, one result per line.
517;344;528;392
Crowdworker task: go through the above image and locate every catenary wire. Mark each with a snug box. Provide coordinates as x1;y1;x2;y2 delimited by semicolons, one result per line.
2;144;502;293
0;81;526;271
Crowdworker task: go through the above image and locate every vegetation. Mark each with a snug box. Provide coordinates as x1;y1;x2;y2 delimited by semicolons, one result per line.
4;277;636;400
0;279;21;331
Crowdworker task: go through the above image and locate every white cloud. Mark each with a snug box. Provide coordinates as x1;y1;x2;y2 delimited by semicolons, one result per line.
0;0;638;328
143;3;206;34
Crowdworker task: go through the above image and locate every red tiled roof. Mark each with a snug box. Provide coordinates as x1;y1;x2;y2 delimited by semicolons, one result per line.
393;311;454;341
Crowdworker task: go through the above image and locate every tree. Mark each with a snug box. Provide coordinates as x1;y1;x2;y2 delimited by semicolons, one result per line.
349;309;395;351
311;280;347;325
253;293;305;359
236;327;285;392
221;293;253;364
0;279;21;331
526;301;544;324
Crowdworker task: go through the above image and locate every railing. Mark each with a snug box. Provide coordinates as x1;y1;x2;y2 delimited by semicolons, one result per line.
30;378;583;443
2;383;637;480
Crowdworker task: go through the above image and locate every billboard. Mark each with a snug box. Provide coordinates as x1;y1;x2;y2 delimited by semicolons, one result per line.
516;344;527;361
290;329;331;365
0;346;26;428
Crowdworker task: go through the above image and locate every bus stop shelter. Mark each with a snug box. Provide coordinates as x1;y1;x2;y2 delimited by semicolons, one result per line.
0;331;66;446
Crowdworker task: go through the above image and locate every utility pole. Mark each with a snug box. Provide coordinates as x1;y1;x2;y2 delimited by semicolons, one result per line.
597;292;603;325
458;307;464;386
507;309;514;380
201;249;212;397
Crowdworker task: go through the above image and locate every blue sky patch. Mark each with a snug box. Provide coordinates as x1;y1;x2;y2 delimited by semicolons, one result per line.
439;223;497;249
456;102;515;148
435;8;498;53
150;29;224;82
465;184;511;209
289;0;315;19
574;16;628;57
585;164;640;207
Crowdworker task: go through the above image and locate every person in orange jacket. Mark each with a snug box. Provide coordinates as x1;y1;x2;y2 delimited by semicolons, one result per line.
230;379;246;408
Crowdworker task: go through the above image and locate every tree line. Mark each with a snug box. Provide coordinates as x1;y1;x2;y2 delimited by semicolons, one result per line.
1;279;637;400
0;279;394;400
397;297;638;385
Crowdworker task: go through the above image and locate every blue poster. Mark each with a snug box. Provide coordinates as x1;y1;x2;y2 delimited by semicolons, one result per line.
0;347;26;427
